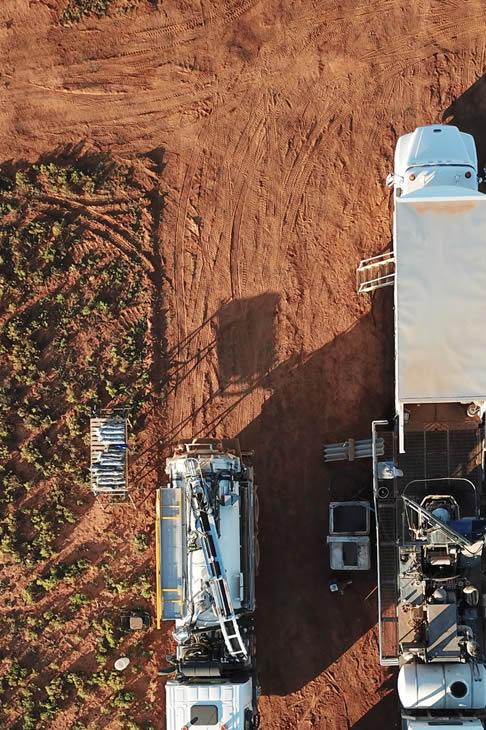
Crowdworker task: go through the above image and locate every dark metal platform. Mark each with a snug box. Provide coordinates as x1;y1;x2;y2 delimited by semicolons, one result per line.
376;421;484;664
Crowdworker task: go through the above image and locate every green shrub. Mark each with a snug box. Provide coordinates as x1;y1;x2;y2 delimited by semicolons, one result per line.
69;592;89;612
136;572;152;599
111;689;135;709
133;532;148;552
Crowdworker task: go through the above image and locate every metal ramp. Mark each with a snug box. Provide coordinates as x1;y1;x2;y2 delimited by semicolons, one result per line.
156;487;183;629
186;459;248;661
357;251;395;294
90;409;131;507
376;500;399;664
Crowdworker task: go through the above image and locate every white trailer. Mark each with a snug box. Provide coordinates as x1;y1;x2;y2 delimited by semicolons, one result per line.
156;439;259;730
367;126;486;729
394;190;486;453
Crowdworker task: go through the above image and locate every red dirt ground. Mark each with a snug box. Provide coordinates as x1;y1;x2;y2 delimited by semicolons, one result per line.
2;0;486;727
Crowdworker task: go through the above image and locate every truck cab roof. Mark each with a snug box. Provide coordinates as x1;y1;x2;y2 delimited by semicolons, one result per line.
165;678;254;730
396;125;477;170
393;125;478;197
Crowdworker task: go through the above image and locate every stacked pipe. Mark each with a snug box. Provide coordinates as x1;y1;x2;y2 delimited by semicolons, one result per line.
323;437;384;462
92;420;127;491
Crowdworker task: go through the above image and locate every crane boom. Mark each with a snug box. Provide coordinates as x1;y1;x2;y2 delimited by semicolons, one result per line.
185;458;248;660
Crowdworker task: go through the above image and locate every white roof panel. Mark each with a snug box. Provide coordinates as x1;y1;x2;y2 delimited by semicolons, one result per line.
395;192;486;405
166;679;253;730
406;126;475;167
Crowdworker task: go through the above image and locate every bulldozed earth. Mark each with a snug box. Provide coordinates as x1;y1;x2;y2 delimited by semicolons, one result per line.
1;0;486;728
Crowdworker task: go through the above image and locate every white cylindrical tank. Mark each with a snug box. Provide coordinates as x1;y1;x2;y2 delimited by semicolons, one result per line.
398;663;486;710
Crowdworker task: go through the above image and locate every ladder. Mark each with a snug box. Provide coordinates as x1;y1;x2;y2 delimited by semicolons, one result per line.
185;459;248;662
356;251;395;294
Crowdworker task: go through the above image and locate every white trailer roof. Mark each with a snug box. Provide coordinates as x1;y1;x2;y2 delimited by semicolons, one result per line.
395;190;486;423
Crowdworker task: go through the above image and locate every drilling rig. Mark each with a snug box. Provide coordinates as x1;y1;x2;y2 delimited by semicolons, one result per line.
361;125;486;728
156;439;259;730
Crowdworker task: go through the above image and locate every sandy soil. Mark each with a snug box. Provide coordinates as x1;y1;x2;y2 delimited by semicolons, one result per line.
2;0;486;727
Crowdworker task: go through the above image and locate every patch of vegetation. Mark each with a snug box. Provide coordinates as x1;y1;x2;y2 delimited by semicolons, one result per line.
91;616;123;665
61;0;142;24
0;148;163;730
0;153;154;567
69;591;90;612
111;689;135;709
133;531;148;552
136;571;152;600
23;558;89;604
0;663;132;728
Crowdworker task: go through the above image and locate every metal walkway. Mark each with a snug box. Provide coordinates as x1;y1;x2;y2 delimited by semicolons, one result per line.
156;487;184;628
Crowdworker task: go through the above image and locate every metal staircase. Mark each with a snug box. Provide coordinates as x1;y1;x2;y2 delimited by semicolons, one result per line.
357;251;395;294
185;459;248;661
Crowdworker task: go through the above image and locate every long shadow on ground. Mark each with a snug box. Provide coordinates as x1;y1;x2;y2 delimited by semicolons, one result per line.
352;681;399;729
237;290;394;696
443;71;486;179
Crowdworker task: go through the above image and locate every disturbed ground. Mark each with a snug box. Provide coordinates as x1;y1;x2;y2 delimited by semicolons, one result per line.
1;0;486;728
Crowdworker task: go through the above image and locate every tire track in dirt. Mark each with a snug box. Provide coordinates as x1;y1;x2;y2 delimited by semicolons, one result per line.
227;113;266;300
286;0;409;61
22;86;216;127
35;194;155;273
360;13;486;69
99;0;261;61
254;91;284;288
184;90;266;312
168;121;218;437
135;0;259;38
281;118;324;239
162;84;272;441
173;160;194;353
169;99;267;437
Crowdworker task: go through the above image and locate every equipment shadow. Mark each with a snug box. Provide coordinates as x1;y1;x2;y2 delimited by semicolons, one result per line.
237;290;394;696
443;72;486;184
352;685;399;729
216;293;280;393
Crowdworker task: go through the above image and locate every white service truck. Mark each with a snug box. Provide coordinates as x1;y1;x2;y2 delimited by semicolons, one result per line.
366;125;486;729
156;439;259;730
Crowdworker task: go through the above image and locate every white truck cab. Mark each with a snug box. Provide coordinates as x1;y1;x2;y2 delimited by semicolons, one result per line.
387;125;479;196
166;679;255;730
